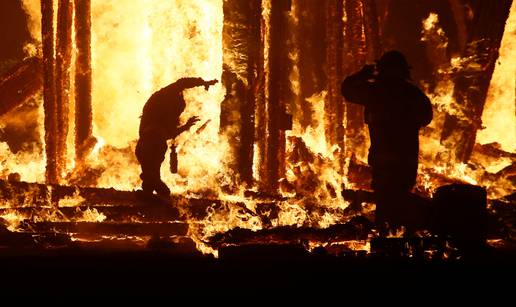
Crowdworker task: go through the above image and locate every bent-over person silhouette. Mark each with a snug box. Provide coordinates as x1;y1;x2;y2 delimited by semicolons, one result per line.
135;77;218;199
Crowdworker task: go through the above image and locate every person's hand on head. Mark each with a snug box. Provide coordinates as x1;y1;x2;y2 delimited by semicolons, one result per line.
361;64;376;77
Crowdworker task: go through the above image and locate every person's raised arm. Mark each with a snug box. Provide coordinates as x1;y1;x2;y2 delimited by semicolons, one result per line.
174;77;218;91
341;65;375;105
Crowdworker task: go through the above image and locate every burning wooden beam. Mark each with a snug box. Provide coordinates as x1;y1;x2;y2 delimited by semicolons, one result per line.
55;0;73;179
24;221;188;237
41;0;58;184
255;27;267;192
441;0;513;163
74;0;94;161
294;0;327;130
221;0;262;186
363;0;382;61
239;0;263;186
0;57;43;116
207;216;372;249
324;0;345;173
343;0;368;163
0;205;181;223
260;0;292;193
0;179;243;220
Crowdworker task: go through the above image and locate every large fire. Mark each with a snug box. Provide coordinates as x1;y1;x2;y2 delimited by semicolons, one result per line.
0;0;515;256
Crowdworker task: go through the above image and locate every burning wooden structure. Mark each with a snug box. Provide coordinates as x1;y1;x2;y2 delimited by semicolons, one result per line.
0;0;515;258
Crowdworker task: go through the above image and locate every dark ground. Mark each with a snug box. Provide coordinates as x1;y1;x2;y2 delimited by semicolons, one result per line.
1;244;514;297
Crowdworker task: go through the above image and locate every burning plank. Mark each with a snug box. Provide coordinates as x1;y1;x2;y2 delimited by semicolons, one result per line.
0;205;181;223
0;231;71;248
206;216;373;249
23;221;188;237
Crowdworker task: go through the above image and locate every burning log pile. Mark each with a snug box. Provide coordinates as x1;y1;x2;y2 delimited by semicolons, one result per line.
0;178;365;253
0;180;187;247
206;216;372;249
0;176;513;259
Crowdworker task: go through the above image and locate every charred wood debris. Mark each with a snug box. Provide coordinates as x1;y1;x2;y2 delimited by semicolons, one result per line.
0;178;514;259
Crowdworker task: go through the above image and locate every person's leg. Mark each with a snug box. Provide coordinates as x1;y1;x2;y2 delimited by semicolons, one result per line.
136;140;167;196
136;137;170;200
140;162;162;196
136;141;154;197
154;180;171;197
372;166;391;234
372;163;409;233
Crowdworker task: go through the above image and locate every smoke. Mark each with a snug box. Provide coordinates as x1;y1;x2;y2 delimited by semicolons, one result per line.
20;0;42;57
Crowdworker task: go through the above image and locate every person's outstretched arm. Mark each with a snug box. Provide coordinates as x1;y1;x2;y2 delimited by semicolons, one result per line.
174;77;218;91
341;65;375;106
175;116;201;137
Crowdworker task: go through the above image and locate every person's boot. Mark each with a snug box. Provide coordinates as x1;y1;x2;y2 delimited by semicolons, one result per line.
136;180;155;202
155;180;171;202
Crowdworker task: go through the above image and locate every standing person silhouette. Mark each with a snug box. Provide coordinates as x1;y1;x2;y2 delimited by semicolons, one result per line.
135;77;218;199
341;51;433;230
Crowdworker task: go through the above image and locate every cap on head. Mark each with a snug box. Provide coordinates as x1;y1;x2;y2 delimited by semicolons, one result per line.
376;50;411;79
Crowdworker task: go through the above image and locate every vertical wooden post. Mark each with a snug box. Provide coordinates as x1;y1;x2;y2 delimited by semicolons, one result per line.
363;0;382;61
295;0;327;130
325;0;345;172
41;0;58;184
55;0;73;179
343;0;368;161
75;0;93;161
221;0;262;186
263;0;291;193
240;0;263;186
254;3;267;190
